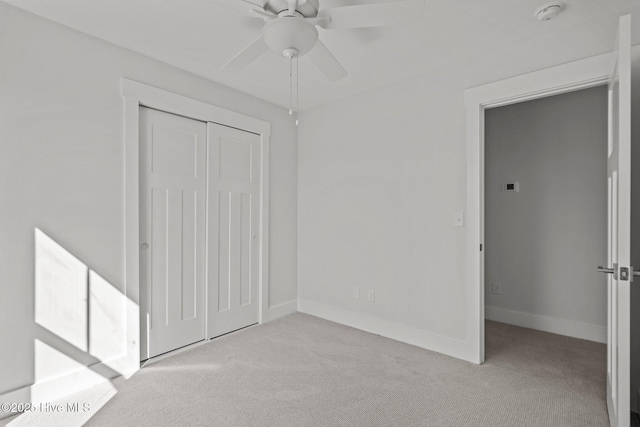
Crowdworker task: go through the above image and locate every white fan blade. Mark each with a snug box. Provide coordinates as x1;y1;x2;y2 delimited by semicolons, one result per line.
221;36;269;71
317;0;424;29
307;40;347;81
250;8;276;22
240;0;267;8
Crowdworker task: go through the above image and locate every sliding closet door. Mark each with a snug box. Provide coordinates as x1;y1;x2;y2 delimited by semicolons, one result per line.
140;107;207;359
207;122;261;338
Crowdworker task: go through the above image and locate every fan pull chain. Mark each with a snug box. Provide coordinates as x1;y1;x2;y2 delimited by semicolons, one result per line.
286;53;299;125
296;55;299;125
289;54;293;116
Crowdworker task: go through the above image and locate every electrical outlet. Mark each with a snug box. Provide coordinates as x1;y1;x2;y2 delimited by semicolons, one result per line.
367;290;375;303
352;286;360;299
492;283;502;295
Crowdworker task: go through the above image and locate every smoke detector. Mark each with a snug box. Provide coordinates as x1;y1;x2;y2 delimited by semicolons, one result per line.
535;2;563;21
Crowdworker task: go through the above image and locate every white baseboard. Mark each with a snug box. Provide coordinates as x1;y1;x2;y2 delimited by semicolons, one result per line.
0;385;31;420
485;306;606;343
0;378;119;423
0;349;133;421
0;369;111;421
264;299;297;322
297;299;471;362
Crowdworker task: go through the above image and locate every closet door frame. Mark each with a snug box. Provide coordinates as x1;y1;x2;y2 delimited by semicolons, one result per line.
121;78;271;371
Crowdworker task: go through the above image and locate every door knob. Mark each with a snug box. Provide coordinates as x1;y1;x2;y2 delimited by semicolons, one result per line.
596;263;640;282
141;243;149;249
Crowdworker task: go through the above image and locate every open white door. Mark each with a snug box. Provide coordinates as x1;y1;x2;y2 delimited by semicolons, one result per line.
599;14;632;427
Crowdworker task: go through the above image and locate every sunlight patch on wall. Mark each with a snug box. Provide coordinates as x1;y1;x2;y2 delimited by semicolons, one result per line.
34;227;139;381
112;296;139;379
89;270;126;363
35;229;88;352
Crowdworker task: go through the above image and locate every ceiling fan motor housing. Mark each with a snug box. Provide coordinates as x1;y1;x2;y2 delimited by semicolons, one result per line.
265;0;320;17
263;17;319;57
223;0;425;82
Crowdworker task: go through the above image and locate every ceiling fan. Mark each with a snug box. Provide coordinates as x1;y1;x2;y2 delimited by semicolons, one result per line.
221;0;425;82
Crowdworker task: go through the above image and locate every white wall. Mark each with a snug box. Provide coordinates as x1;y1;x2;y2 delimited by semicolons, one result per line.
0;2;297;405
297;66;469;355
484;86;608;342
296;46;636;365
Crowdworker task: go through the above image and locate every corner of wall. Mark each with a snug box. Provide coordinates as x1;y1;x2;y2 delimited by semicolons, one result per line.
265;300;298;323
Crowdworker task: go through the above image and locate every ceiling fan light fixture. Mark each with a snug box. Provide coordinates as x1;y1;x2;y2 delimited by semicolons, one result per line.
262;16;318;57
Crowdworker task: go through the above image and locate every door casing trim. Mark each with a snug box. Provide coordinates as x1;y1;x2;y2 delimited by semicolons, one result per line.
463;53;611;364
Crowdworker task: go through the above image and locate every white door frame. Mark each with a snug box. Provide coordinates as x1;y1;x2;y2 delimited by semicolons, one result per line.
464;53;612;364
121;78;271;366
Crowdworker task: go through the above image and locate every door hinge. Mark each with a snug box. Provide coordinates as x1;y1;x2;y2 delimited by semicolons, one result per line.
480;244;483;251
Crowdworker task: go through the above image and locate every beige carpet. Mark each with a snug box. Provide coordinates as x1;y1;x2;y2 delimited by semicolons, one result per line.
7;313;609;426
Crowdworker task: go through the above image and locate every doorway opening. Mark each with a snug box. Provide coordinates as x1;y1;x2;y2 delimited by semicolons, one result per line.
463;53;611;366
465;33;636;423
482;86;608;391
483;85;608;344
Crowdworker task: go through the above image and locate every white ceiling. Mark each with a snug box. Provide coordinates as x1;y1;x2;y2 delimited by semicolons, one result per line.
5;0;640;111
